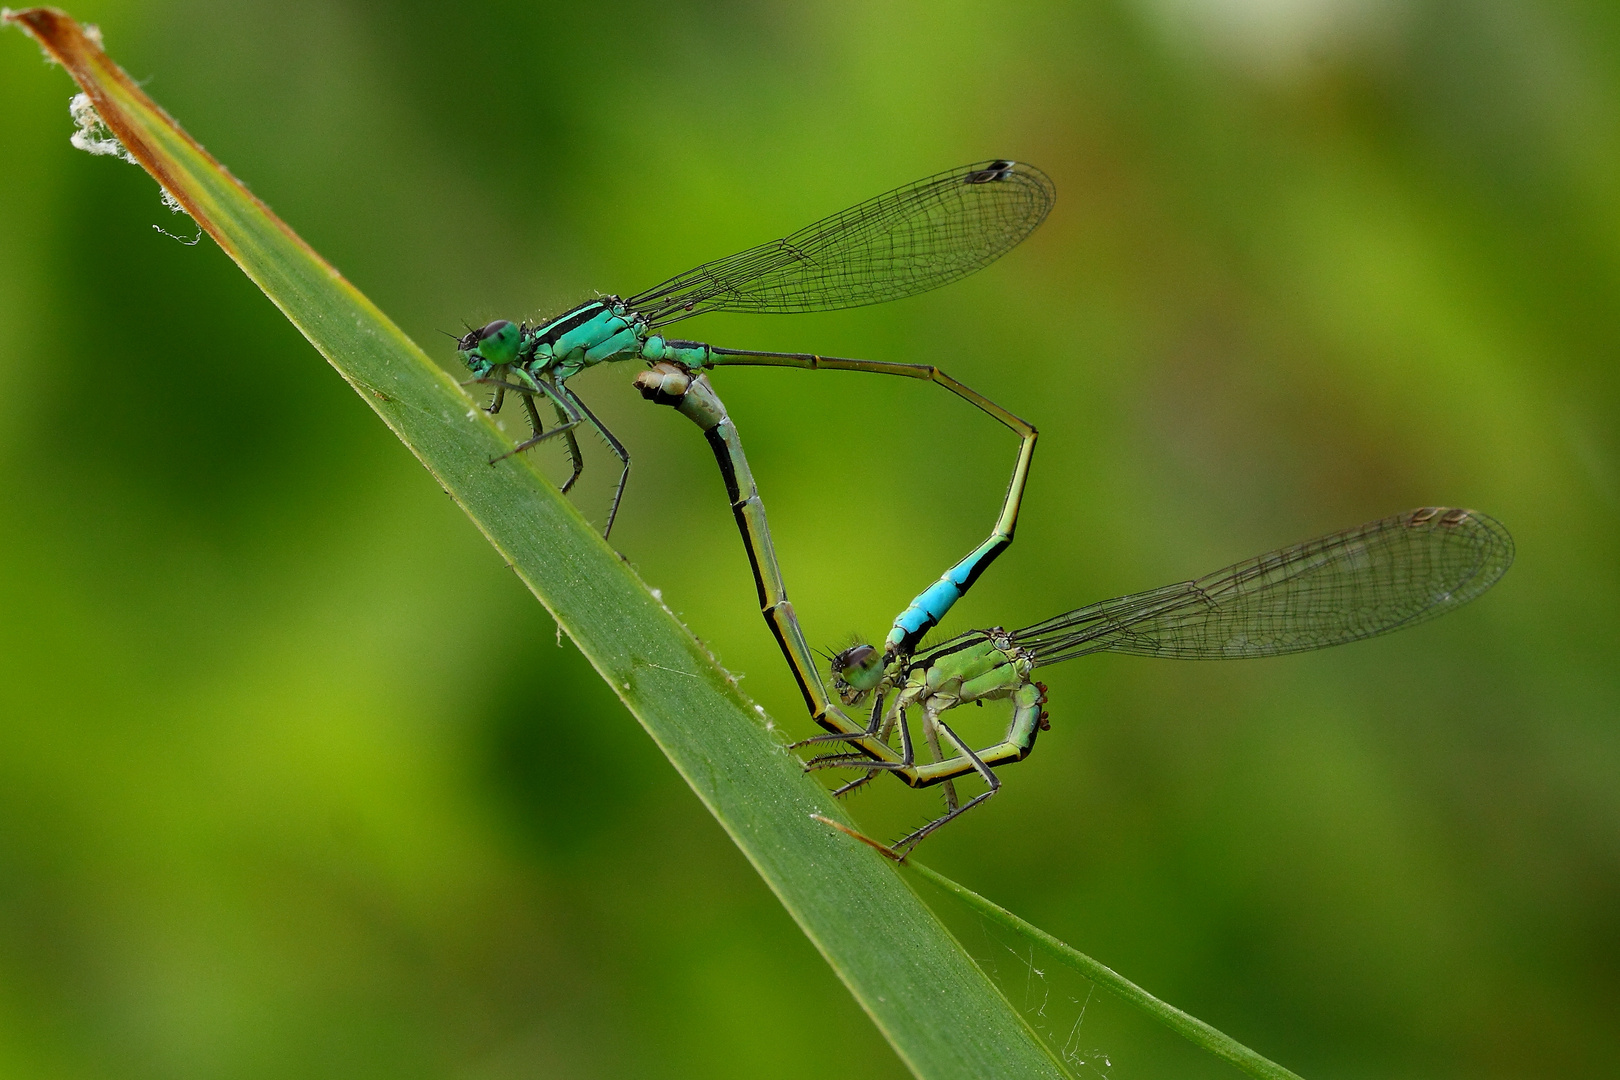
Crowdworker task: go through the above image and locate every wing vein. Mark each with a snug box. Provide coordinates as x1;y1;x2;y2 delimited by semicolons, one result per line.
997;508;1513;666
625;160;1055;326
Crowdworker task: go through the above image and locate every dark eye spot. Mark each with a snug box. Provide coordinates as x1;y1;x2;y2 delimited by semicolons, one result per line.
831;644;876;675
479;319;514;340
964;160;1016;184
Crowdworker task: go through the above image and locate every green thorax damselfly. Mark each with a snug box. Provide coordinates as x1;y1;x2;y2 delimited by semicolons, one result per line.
459;160;1053;658
817;506;1514;854
636;369;1514;857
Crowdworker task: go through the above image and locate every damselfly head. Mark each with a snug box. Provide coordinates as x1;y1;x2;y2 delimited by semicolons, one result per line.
829;643;884;704
457;319;521;374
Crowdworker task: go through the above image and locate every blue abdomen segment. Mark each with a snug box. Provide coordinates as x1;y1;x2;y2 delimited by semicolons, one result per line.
886;535;1010;653
889;579;964;651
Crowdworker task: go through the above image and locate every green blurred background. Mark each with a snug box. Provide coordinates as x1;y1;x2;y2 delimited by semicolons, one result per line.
2;0;1616;1076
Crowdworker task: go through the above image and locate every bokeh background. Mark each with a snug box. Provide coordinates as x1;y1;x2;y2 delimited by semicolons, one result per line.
2;1;1617;1076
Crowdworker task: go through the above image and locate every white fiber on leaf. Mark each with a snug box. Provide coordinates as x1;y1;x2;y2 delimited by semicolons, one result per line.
67;95;200;244
68;92;132;161
154;185;200;245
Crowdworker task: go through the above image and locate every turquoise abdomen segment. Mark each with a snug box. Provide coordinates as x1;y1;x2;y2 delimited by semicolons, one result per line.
641;337;711;367
886;535;1010;652
890;580;963;651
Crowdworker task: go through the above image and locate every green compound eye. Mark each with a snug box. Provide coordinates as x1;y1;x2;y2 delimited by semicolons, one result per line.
830;643;885;695
470;319;520;366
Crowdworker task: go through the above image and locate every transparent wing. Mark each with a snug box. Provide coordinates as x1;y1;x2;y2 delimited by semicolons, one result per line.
1011;508;1513;665
625;160;1054;327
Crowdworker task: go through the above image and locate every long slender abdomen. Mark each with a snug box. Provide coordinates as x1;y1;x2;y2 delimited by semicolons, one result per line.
887;535;1010;653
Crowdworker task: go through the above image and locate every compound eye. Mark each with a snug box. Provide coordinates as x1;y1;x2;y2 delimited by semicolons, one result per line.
830;644;876;675
467;320;522;366
831;643;886;693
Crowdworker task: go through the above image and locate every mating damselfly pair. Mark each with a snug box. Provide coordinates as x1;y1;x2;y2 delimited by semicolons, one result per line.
457;160;1513;857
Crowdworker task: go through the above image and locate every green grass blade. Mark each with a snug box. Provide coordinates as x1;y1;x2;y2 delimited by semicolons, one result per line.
3;8;1070;1078
906;862;1307;1080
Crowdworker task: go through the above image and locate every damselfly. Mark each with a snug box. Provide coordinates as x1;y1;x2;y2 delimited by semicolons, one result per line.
816;505;1514;854
648;375;1512;856
459;161;1052;657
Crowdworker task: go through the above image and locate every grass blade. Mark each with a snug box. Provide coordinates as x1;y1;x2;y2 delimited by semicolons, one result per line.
907;862;1306;1080
3;8;1070;1078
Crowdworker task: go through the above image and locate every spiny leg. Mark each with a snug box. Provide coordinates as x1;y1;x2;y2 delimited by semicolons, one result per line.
463;376;574;459
805;754;909;774
831;694;912;797
491;381;585;494
549;398;585;495
831;773;880;798
510;389;557;461
558;382;630;539
462;374;537;396
807;695;914;773
892;710;1000;855
519;390;544;438
792;689;889;749
920;705;961;813
497;411;581;461
463;363;515;415
478;377;584;463
464;373;554;444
